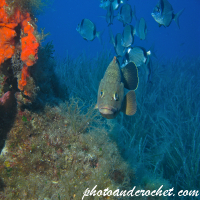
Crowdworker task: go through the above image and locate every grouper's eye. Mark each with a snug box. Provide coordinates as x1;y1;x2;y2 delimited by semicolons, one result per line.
100;90;104;98
113;92;119;101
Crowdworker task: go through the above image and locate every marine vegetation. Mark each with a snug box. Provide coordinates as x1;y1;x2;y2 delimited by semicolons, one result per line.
0;98;135;199
118;56;200;198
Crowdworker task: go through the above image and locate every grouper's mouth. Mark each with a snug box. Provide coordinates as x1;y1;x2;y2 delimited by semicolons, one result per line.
99;106;118;115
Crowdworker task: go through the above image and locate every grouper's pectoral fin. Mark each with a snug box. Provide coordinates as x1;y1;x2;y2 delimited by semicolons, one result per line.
121;90;137;116
121;62;139;90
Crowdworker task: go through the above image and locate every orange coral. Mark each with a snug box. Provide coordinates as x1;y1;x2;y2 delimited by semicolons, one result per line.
0;0;39;95
18;65;29;92
20;13;39;66
0;1;21;64
0;0;10;24
0;27;16;64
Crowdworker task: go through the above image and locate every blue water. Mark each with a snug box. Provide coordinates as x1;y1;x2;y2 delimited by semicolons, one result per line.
37;0;200;60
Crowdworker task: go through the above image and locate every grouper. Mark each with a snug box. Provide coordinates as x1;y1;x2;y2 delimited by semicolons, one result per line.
95;56;138;119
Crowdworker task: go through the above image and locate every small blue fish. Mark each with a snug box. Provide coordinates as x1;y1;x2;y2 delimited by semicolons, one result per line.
117;4;135;26
151;0;184;28
109;27;126;57
121;25;134;47
124;46;156;83
100;0;111;9
134;17;147;40
112;0;124;10
76;19;103;43
100;0;123;10
138;57;153;84
106;3;114;25
125;46;149;67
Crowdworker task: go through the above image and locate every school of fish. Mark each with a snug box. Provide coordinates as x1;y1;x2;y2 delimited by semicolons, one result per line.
76;0;184;119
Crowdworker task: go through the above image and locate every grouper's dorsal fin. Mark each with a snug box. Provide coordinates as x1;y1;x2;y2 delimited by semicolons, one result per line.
104;56;121;82
121;62;139;90
121;90;137;116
